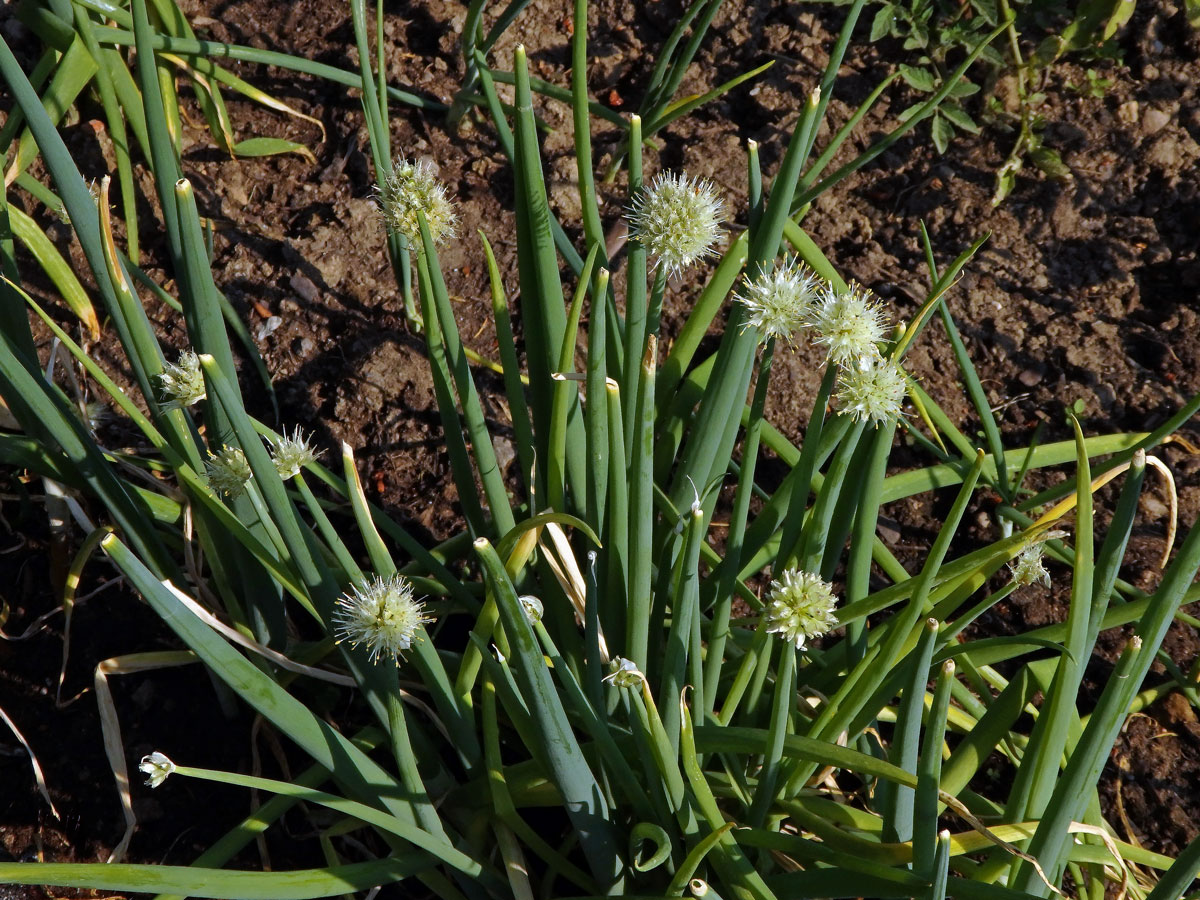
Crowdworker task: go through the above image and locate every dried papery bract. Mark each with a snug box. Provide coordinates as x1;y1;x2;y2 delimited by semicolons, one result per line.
376;158;458;249
334;574;432;665
764;568;839;650
626;171;725;278
738;256;822;344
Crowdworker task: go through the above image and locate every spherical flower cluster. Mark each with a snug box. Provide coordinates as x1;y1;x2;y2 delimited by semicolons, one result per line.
1009;544;1051;589
603;656;645;689
808;282;889;365
158;350;206;408
376;158;457;250
206;446;253;498
763;568;839;650
834;355;909;425
270;427;320;480
738;257;822;343
334;574;431;665
626;171;724;278
139;751;175;788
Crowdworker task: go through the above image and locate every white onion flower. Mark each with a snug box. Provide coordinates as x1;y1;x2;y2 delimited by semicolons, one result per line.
1009;544;1051;588
158;350;206;408
738;257;822;343
206;446;253;498
270;427;319;480
763;568;839;650
376;158;457;249
626;171;724;278
809;282;889;365
334;574;431;665
139;752;176;788
834;355;909;425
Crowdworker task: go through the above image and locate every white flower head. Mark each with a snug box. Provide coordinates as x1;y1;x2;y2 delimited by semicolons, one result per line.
835;355;909;425
139;751;175;788
376;158;457;249
809;282;890;365
626;171;724;278
738;257;822;343
158;350;206;408
270;427;320;480
334;574;431;665
603;657;645;689
764;568;839;650
1009;544;1051;589
206;446;253;498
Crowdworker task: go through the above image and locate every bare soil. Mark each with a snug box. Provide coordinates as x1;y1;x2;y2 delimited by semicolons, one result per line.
2;0;1200;893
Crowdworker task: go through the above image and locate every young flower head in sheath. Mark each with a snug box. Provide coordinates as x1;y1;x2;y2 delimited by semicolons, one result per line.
626;171;724;278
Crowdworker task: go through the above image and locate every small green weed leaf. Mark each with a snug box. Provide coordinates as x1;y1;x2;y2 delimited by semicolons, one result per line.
233;137;317;163
946;79;980;99
903;26;930;50
931;114;953;154
1030;147;1072;180
899;64;937;92
979;44;1006;66
969;0;999;26
1034;35;1065;66
871;5;896;41
1103;0;1136;39
940;103;980;134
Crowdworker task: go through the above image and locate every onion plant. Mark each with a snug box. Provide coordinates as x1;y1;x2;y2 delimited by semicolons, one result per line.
2;2;1200;900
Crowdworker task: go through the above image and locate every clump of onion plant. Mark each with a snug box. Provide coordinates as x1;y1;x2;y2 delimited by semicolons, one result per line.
376;158;458;249
334;574;431;665
626;171;724;278
763;568;839;650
